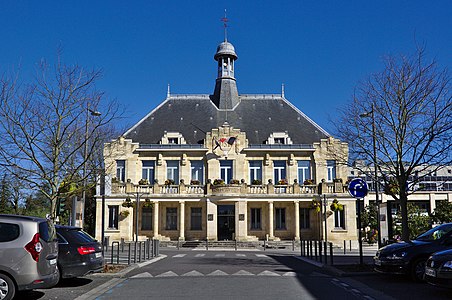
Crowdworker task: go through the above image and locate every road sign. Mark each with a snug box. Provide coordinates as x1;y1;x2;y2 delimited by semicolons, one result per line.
348;178;369;199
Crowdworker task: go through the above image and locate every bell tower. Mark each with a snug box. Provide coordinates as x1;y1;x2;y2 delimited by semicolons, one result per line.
211;12;239;110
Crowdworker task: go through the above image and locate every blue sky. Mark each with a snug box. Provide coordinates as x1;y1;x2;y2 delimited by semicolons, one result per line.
1;1;451;134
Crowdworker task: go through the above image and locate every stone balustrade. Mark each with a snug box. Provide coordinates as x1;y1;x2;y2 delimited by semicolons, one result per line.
111;181;346;196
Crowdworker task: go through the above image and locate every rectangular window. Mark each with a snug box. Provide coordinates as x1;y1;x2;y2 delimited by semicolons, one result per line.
190;207;202;230
300;208;310;229
274;161;287;183
142;161;155;184
108;205;119;229
166;207;178;230
166;161;179;184
141;207;153;230
274;137;285;144
220;160;233;184
249;161;262;183
190;161;204;184
168;137;178;144
334;208;345;229
116;160;126;182
250;208;261;230
275;208;286;230
327;160;336;182
298;160;311;183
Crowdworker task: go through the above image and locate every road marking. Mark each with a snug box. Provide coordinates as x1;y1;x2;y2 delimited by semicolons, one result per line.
282;272;298;276
195;254;205;257
207;270;229;276
257;270;280;276
236;254;246;257
182;270;204;277
215;253;225;257
172;254;186;258
232;270;254;276
156;271;178;277
131;272;153;278
255;254;268;258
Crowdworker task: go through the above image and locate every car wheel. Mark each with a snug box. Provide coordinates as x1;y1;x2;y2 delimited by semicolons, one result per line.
411;258;426;282
0;273;15;300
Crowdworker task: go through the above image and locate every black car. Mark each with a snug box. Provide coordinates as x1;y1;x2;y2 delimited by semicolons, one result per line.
374;223;452;281
55;226;104;280
425;248;452;288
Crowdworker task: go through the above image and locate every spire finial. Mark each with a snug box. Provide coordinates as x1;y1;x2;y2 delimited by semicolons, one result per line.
281;83;285;98
220;9;229;42
167;83;171;98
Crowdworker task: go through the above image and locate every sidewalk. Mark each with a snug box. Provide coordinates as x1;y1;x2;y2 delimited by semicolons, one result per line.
297;244;379;277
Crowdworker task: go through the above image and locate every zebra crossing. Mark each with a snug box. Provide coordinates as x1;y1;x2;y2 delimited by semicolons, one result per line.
130;269;299;278
169;253;270;259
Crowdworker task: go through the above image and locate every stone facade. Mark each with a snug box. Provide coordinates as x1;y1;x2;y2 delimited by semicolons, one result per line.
95;37;359;247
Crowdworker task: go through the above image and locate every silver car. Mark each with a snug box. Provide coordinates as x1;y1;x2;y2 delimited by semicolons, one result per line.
0;214;59;300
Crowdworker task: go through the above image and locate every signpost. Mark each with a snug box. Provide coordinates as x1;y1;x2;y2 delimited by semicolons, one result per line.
348;178;369;265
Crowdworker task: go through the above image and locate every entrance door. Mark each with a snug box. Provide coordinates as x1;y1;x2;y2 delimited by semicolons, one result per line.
217;205;235;240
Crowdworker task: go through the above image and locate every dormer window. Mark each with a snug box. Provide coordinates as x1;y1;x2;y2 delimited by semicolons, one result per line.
267;132;292;145
161;132;186;144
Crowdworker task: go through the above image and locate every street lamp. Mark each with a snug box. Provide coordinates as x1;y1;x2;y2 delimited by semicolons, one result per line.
78;105;101;228
360;103;382;247
125;182;149;242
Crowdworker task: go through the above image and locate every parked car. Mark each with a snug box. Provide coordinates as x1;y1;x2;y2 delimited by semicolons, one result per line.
374;223;452;281
0;214;59;300
424;247;452;288
55;225;104;280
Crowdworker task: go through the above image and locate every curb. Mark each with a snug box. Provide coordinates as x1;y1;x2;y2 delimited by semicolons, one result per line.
92;254;167;278
296;256;378;277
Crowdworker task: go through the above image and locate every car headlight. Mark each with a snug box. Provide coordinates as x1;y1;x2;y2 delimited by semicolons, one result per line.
442;261;452;269
386;252;407;260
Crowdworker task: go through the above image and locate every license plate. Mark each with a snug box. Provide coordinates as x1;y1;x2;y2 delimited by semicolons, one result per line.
95;252;102;259
49;258;57;265
374;259;381;266
425;267;436;277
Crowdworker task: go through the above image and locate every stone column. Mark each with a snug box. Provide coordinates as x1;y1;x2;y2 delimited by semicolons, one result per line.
294;201;300;240
268;201;274;239
206;199;217;240
429;193;436;213
235;201;248;241
179;201;185;241
153;201;159;239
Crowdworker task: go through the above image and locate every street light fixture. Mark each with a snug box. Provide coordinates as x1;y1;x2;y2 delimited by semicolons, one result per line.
360;103;382;247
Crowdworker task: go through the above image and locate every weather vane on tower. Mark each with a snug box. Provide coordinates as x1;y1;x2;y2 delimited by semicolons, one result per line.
220;9;229;42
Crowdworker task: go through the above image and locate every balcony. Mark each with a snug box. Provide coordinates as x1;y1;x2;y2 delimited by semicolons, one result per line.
111;181;346;196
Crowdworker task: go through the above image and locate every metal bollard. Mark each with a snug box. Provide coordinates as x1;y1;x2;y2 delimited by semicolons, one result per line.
319;241;323;263
330;242;334;265
128;243;131;265
292;240;295;252
235;240;237;251
314;241;318;260
154;239;160;256
264;240;266;251
138;242;142;262
206;239;209;251
349;240;352;251
111;241;120;264
344;240;346;254
121;238;125;252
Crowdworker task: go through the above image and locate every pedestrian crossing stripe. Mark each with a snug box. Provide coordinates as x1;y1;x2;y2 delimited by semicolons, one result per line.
130;270;298;278
194;254;205;257
172;254;186;258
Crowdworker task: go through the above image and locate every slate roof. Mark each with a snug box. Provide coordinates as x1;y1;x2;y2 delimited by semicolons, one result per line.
124;94;330;145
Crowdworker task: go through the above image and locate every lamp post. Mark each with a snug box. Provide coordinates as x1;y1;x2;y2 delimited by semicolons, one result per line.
125;182;149;243
360;103;382;247
78;105;101;228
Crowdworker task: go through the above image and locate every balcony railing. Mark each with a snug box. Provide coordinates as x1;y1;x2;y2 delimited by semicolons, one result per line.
111;181;346;196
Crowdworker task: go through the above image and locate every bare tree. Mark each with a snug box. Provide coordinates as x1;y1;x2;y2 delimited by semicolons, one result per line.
335;47;451;241
0;55;123;219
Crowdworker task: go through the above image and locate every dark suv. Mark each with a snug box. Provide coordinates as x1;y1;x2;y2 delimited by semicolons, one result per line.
374;223;452;281
55;226;103;280
0;214;59;300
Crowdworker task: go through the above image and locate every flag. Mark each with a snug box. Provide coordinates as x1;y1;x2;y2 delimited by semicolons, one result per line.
227;137;236;145
213;139;222;151
219;138;227;143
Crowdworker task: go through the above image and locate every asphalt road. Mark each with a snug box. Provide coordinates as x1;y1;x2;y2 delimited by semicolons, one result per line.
26;248;452;300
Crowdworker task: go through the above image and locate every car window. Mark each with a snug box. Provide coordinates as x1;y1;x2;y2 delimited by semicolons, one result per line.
416;224;452;241
39;220;57;242
0;222;20;242
57;232;68;244
67;229;96;243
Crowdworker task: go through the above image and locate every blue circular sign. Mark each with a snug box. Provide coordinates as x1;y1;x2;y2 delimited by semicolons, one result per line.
348;178;369;199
